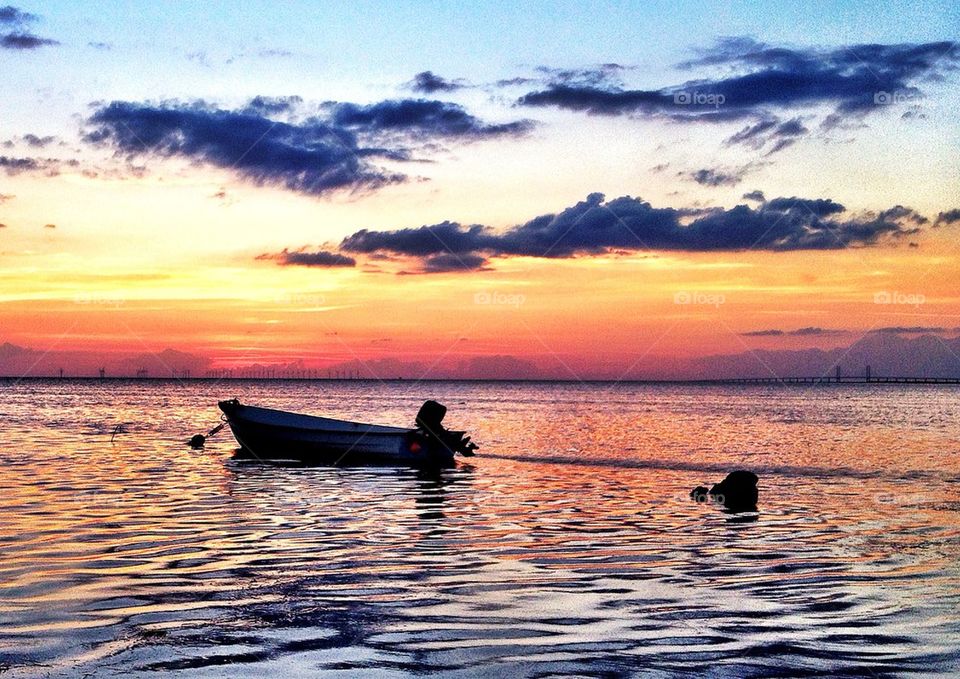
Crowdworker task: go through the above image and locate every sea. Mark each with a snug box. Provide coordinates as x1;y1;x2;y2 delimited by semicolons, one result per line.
1;379;959;677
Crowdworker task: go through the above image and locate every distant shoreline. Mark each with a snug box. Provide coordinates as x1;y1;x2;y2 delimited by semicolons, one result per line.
3;376;959;385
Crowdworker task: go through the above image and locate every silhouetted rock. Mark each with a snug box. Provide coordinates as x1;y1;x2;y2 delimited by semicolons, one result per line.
709;470;758;511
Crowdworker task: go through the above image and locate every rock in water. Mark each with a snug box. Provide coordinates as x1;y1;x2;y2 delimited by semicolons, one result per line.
709;470;758;510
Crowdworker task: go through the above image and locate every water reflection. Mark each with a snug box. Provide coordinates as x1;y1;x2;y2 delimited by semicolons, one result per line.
0;381;958;676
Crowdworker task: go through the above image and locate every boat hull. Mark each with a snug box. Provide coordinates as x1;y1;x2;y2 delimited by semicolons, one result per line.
218;400;456;466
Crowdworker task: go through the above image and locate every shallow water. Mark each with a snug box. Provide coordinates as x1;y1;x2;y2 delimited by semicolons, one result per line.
1;379;959;677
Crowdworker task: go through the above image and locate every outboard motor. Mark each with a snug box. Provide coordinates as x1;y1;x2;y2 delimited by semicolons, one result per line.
416;400;447;434
415;400;477;456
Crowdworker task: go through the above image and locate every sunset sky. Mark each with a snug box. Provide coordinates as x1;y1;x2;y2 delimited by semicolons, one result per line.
1;1;959;378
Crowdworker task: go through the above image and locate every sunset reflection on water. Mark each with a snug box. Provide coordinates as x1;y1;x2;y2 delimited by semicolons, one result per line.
1;380;958;676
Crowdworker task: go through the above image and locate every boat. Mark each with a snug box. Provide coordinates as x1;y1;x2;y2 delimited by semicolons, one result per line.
217;398;477;466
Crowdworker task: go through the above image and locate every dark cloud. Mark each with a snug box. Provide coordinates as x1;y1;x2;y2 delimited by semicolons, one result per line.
686;167;748;187
408;71;466;93
496;76;538;87
742;190;765;202
339;192;928;270
518;84;673;116
535;63;628;87
342;220;490;257
85;99;532;195
0;5;34;23
1;6;56;49
1;31;57;49
741;329;785;337
726;116;808;154
22;133;55;148
328;99;534;139
242;95;303;116
259;249;356;268
518;39;959;133
86;101;402;196
742;327;848;337
0;155;65;175
43;223;55;229
763;197;846;216
421;252;489;273
935;209;960;226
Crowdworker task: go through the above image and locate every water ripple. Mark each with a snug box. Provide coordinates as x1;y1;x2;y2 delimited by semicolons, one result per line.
0;381;958;676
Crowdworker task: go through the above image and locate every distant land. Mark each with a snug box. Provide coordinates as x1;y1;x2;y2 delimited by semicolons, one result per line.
2;331;960;381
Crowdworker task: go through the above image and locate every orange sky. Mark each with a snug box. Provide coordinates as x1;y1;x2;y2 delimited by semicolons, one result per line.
1;5;959;378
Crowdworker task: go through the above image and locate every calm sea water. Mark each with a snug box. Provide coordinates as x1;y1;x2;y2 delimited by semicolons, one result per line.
1;379;959;677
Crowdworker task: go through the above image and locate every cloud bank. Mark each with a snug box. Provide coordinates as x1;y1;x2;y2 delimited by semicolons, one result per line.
84;98;533;196
259;192;935;273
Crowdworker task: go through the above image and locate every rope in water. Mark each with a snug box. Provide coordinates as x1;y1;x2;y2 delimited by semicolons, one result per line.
188;417;226;449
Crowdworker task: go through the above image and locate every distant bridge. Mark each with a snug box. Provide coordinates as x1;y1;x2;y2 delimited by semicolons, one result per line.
692;376;960;385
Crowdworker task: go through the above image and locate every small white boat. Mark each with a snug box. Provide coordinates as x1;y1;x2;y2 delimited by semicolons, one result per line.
217;399;476;466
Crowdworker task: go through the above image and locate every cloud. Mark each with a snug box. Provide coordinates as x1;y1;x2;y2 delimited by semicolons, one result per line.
327;99;534;139
242;95;303;116
420;252;489;273
726;116;808;154
408;71;466;93
935;209;960;226
43;223;55;228
337;192;931;272
85;99;532;196
22;133;55;148
742;327;848;337
258;248;356;267
1;7;57;49
762;196;846;216
0;6;36;24
86;101;402;196
517;39;960;134
0;5;60;50
535;63;629;87
1;31;57;49
0;192;13;203
742;190;765;202
0;155;67;175
741;329;785;337
686;166;749;187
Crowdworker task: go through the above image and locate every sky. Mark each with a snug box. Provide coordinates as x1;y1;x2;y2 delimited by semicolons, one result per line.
1;1;959;379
